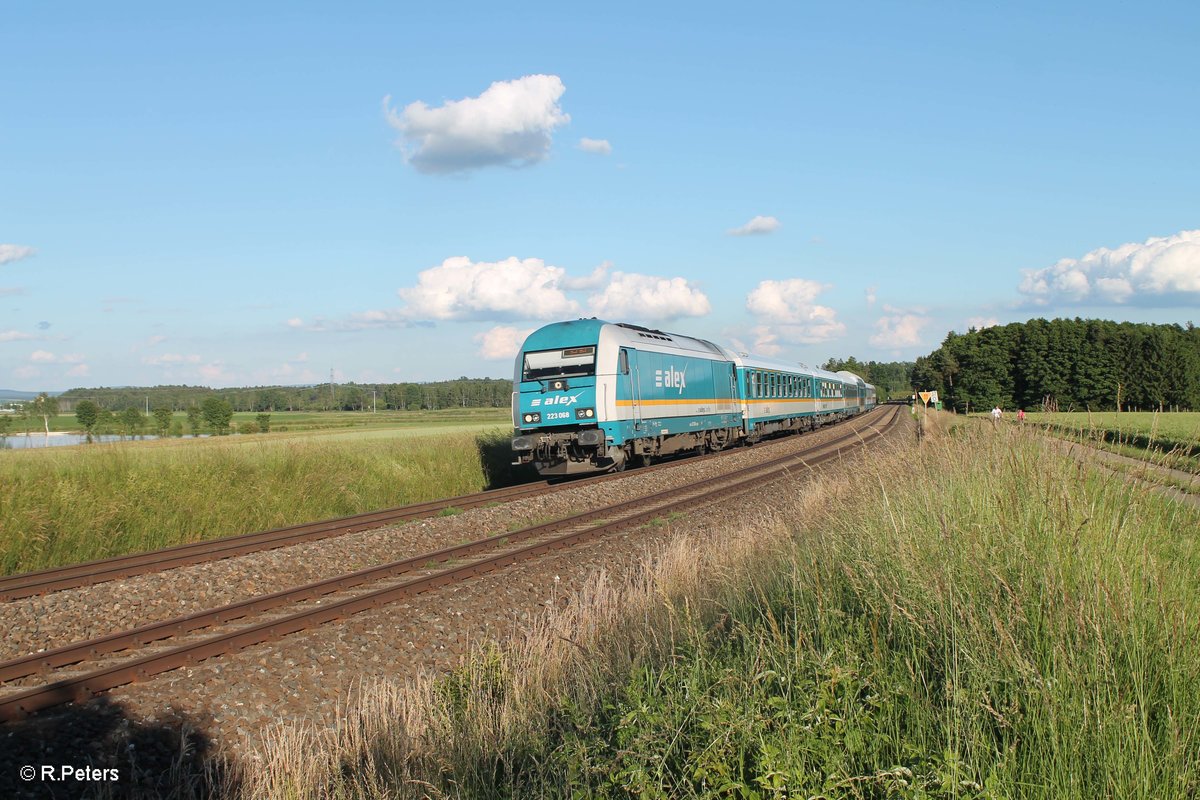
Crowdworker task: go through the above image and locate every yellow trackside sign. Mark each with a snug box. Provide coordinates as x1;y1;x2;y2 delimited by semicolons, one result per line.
918;391;938;406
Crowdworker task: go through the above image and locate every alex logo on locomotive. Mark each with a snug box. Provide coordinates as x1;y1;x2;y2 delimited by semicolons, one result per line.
529;394;582;407
654;367;687;392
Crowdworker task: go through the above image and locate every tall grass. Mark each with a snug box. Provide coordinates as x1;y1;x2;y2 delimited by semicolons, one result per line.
233;423;1200;798
0;429;517;575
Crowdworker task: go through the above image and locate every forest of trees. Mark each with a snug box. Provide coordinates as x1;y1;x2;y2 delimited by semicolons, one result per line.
56;378;514;414
911;318;1200;413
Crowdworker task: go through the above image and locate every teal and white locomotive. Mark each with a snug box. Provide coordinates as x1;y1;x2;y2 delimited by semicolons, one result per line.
511;319;876;477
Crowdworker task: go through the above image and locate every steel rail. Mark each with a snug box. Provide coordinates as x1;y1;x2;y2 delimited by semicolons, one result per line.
0;407;892;684
0;407;897;722
0;411;877;601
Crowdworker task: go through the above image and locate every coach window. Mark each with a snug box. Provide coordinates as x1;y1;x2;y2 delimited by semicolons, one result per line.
618;349;629;375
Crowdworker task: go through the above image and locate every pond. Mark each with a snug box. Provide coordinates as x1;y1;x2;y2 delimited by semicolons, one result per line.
0;433;167;449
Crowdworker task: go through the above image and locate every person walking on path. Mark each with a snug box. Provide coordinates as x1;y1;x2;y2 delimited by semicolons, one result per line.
1017;408;1026;423
991;406;1002;426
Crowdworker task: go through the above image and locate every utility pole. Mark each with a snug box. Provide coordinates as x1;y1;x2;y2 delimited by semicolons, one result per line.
329;368;336;411
372;389;376;413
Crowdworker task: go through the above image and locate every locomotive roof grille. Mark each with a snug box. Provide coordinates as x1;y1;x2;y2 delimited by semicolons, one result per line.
617;322;674;341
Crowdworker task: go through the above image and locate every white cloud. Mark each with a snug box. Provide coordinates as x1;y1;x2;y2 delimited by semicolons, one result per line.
384;75;570;174
30;350;84;364
744;279;846;343
13;365;40;379
0;287;24;297
870;311;930;348
588;272;711;321
66;364;90;377
475;325;534;360
966;316;999;330
147;335;167;346
1018;229;1200;306
287;317;304;328
142;353;202;366
198;362;233;383
561;261;610;291
865;286;877;306
252;361;319;384
0;330;34;343
578;137;612;155
728;215;781;236
0;244;36;265
399;256;579;321
748;328;787;359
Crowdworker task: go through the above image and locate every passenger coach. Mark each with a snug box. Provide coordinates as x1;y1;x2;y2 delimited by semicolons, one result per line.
511;319;875;477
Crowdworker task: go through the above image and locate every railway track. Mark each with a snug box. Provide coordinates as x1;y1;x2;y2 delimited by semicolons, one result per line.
0;406;898;722
0;413;872;601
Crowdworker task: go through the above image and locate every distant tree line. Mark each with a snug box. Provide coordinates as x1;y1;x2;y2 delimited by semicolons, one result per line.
821;357;914;400
56;378;513;414
911;318;1200;413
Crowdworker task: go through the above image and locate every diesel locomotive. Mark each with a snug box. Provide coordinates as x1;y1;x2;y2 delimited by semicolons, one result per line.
511;319;876;477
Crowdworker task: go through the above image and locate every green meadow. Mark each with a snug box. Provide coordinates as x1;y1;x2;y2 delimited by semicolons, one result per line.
1024;410;1200;440
0;407;509;435
1026;411;1200;473
0;411;520;576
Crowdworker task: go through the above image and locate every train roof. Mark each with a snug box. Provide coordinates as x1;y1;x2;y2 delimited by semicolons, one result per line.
518;320;873;387
520;319;727;358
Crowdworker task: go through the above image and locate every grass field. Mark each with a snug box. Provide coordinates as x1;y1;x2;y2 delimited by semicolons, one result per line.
233;418;1200;799
1025;411;1200;473
1024;410;1200;440
0;411;525;576
0;407;510;435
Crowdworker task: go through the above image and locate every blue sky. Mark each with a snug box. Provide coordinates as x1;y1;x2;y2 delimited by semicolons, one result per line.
3;1;1198;390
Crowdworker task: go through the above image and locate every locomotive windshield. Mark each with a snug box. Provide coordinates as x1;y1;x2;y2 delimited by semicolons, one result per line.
522;346;596;381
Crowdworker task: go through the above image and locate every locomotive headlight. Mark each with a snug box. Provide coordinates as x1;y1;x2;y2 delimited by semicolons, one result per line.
575;407;595;420
522;412;541;424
